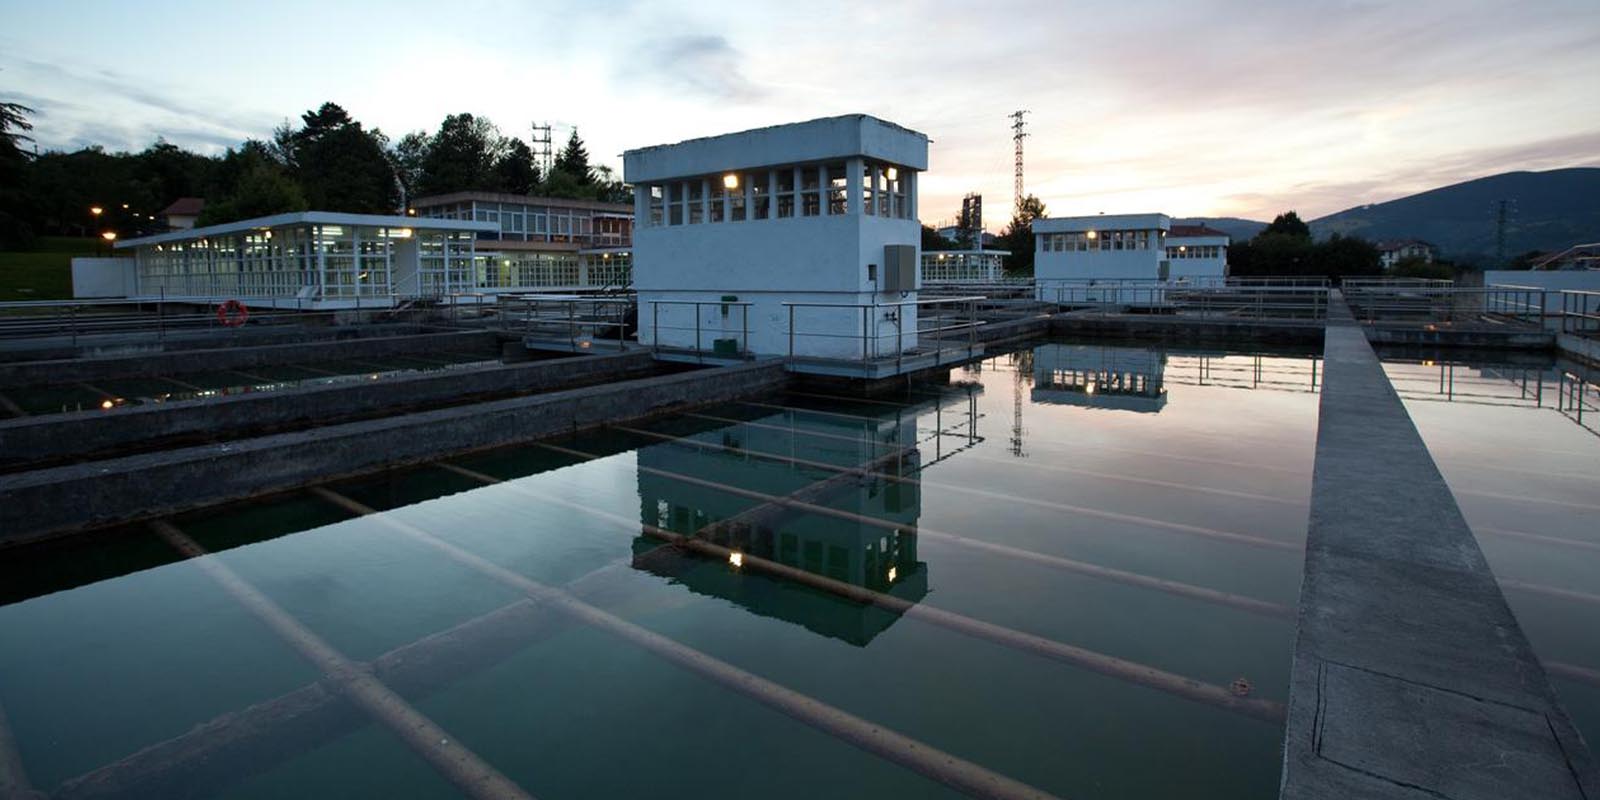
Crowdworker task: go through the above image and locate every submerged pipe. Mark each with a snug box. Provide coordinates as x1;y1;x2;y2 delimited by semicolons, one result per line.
0;698;39;800
58;561;637;800
533;441;1295;620
149;521;534;800
307;487;1059;800
1477;527;1600;554
433;460;1289;723
617;423;1300;552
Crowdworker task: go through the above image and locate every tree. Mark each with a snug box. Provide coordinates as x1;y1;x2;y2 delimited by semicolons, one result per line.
1506;250;1546;271
284;103;398;213
198;162;308;226
0;101;35;248
994;195;1047;276
419;113;504;196
494;138;540;195
552;129;593;185
390;130;431;200
1308;234;1381;280
921;225;957;252
1261;211;1311;240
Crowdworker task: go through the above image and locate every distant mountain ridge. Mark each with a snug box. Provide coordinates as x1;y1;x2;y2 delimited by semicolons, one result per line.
1308;168;1600;261
1178;167;1600;263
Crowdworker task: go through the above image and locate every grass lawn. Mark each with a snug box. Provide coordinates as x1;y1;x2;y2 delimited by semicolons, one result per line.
0;237;104;301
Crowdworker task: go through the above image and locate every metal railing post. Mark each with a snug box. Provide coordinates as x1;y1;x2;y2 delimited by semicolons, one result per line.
788;305;795;360
741;305;748;357
861;305;870;366
652;301;660;354
695;302;702;363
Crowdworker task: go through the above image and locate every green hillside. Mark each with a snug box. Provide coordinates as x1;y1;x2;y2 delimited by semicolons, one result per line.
1309;168;1600;263
0;237;100;301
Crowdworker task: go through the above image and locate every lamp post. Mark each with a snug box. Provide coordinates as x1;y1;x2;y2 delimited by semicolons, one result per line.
90;206;103;238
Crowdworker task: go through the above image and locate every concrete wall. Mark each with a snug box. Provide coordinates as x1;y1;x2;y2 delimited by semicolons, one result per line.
0;360;791;544
70;258;137;298
0;330;498;388
0;350;660;468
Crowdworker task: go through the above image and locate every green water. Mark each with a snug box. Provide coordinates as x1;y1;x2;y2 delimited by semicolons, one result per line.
0;340;1330;798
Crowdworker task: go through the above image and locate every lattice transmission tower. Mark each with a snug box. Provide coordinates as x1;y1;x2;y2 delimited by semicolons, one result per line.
1009;110;1029;213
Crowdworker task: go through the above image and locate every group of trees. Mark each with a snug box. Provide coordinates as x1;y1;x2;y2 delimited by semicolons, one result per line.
0;100;629;245
1227;212;1383;280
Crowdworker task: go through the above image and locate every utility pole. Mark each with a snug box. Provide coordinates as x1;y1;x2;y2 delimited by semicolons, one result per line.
1009;110;1028;214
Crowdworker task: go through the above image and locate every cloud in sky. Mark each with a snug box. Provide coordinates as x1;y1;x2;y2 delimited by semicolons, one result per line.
2;0;1597;224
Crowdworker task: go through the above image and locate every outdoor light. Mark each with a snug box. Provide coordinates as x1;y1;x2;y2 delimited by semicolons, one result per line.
100;399;114;410
886;167;898;181
722;174;739;190
887;566;898;582
90;206;103;217
728;551;744;568
101;231;117;242
121;203;129;210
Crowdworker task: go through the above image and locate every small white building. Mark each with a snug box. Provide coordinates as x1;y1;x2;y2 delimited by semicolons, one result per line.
1165;224;1230;281
920;250;1008;284
624;115;926;361
1034;213;1171;301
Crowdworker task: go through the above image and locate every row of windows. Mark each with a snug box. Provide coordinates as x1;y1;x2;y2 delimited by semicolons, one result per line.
1039;229;1166;252
642;161;911;227
419;202;631;245
1166;245;1224;259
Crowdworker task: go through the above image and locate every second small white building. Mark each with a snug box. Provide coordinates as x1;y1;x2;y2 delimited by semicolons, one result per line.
1034;214;1230;301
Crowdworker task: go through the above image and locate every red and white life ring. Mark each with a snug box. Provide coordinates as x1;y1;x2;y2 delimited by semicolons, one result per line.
217;299;250;327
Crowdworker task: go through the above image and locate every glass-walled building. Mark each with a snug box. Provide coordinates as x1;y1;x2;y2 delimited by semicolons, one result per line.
114;212;494;306
920;250;1009;284
412;191;634;292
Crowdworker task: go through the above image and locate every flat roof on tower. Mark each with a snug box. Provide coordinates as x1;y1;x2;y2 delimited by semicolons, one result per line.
623;114;929;183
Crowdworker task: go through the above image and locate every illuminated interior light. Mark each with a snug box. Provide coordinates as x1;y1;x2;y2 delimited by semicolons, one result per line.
723;174;739;190
728;551;743;568
885;167;898;181
887;566;898;582
1086;230;1097;240
1085;383;1097;395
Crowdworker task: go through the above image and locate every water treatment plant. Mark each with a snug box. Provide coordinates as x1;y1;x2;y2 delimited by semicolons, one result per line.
2;113;1599;800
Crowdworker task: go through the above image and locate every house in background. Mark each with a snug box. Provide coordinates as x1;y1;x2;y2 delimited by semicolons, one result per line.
160;197;205;230
1376;239;1437;269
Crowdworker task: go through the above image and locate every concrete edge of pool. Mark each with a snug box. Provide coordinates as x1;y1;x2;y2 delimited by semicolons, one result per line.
1280;295;1600;799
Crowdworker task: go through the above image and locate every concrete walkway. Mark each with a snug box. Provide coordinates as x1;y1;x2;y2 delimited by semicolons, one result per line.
1281;294;1599;798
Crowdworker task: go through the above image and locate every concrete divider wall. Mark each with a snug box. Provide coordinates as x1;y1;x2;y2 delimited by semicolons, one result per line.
1281;295;1598;798
0;350;661;468
0;330;500;387
0;359;790;544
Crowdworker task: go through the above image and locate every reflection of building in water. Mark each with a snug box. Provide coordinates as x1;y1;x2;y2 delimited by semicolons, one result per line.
1031;343;1167;413
633;412;929;645
1164;351;1321;393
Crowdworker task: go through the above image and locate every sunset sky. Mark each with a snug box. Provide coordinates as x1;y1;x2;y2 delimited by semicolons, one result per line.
3;0;1598;228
